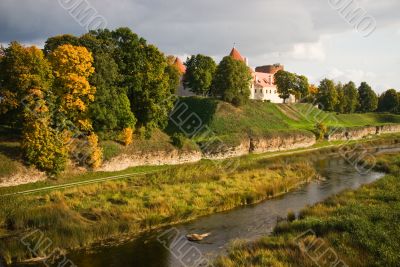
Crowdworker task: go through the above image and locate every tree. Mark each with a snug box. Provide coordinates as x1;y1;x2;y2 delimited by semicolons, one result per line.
378;89;399;113
0;43;67;174
294;75;309;101
342;81;359;113
44;32;137;133
87;52;136;132
49;44;96;131
183;54;217;96
274;71;308;103
49;44;103;168
43;34;80;55
165;61;181;95
317;79;338;112
211;56;252;106
93;27;176;134
358;82;378;112
274;70;296;103
335;82;345;113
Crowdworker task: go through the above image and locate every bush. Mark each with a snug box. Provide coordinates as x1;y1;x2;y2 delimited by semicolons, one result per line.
171;133;186;149
287;211;296;222
315;122;327;140
121;127;133;146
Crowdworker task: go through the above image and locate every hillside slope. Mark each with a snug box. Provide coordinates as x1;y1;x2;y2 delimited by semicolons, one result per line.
167;97;400;145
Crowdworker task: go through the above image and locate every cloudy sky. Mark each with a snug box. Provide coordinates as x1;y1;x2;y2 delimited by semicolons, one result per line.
1;0;399;93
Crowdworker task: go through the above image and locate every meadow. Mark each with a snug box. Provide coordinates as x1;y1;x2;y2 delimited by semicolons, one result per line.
215;153;400;267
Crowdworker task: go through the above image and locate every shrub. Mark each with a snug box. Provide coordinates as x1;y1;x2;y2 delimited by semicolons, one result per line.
87;133;103;169
171;133;185;149
121;127;134;146
315;122;327;140
287;211;296;222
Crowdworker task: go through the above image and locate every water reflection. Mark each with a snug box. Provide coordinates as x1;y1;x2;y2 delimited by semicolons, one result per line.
14;145;400;267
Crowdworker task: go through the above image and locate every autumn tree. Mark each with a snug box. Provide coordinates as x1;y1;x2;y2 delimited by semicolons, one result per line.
49;44;102;168
211;56;252;106
0;43;67;174
44;33;137;133
378;89;399;113
184;54;217;96
358;82;378;112
317;79;338;112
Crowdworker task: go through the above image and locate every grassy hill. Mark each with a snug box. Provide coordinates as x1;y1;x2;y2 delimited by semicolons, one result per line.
2;97;400;184
166;97;400;146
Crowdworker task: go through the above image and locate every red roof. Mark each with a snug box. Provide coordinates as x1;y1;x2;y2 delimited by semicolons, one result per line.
252;72;275;87
173;57;186;74
229;47;245;62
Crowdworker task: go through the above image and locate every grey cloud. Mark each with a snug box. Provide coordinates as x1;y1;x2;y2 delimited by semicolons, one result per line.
0;0;399;58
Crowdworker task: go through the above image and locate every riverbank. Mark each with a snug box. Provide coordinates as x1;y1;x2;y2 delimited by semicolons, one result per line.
3;100;400;187
1;135;400;265
215;152;400;267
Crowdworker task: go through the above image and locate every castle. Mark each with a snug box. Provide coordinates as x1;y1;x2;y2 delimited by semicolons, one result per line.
175;47;294;103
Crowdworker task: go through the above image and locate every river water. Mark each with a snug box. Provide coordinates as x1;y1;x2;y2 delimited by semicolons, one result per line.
14;145;400;267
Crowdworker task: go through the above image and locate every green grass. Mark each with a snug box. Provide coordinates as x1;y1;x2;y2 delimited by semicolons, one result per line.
0;133;399;264
0;155;318;264
215;153;400;267
167;98;400;147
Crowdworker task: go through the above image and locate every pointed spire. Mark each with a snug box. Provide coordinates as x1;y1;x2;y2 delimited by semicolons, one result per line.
229;47;245;62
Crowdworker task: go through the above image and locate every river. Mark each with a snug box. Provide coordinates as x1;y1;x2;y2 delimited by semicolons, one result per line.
14;145;400;267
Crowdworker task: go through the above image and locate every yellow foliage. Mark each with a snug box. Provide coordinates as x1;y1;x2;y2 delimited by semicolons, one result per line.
121;127;134;146
49;44;96;132
87;133;103;169
22;118;68;175
49;44;94;79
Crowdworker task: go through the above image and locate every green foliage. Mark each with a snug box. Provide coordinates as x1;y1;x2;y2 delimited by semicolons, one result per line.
183;54;217;96
171;133;185;149
294;75;310;101
215;154;400;267
358;81;378;112
335;82;345;113
378;89;399;113
0;156;316;263
88;52;136;131
165;63;181;95
317;78;338;112
212;56;252;106
0;43;68;175
95;28;176;132
342;81;359;113
274;71;309;102
274;70;296;102
43;34;80;55
314;122;327;140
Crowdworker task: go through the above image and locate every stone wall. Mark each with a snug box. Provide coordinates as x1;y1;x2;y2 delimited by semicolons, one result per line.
250;133;316;154
100;150;203;172
328;124;400;141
